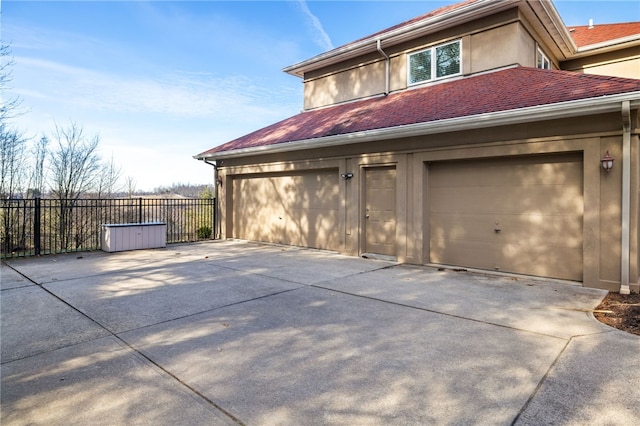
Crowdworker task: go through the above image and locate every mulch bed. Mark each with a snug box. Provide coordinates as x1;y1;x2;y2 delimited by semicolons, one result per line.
594;292;640;336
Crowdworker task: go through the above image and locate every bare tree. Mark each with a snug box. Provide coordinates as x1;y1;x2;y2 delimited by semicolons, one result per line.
0;124;27;198
0;43;22;123
48;122;103;250
25;136;48;198
125;176;137;198
0;42;27;199
49;122;102;200
96;155;122;198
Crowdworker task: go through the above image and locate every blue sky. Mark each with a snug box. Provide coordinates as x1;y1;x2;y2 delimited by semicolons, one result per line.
3;1;639;191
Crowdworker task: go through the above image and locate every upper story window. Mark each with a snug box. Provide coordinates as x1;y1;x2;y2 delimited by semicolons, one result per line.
536;47;551;69
408;40;461;85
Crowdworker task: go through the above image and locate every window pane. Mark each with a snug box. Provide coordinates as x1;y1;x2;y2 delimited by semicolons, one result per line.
436;42;460;77
536;50;545;68
409;50;431;84
536;49;550;69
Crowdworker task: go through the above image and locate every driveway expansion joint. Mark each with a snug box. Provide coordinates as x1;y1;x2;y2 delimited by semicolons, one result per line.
1;262;245;424
309;282;571;340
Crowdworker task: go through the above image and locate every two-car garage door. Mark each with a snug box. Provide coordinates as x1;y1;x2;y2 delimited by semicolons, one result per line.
230;155;583;281
232;170;340;251
429;154;583;281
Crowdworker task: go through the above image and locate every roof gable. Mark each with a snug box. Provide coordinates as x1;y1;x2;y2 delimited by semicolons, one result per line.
197;67;640;158
569;22;640;47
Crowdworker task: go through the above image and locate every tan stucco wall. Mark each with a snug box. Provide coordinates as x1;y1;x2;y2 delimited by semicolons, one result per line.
302;10;533;110
469;22;536;72
303;61;386;110
561;46;640;79
216;110;639;292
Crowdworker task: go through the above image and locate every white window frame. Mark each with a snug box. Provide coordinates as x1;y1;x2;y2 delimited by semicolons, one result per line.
407;39;462;86
536;47;551;70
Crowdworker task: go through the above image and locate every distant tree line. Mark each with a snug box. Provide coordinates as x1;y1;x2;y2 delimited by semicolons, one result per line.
0;42;212;202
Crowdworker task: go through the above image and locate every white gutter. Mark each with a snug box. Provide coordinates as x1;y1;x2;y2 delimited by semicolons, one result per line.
579;34;640;52
195;92;640;160
571;35;640;59
620;100;631;295
376;39;390;96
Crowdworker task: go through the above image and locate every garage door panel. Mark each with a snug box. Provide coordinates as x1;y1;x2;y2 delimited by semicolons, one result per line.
431;212;583;248
430;157;582;188
233;178;284;244
429;154;583;281
430;238;582;278
233;170;340;251
430;185;583;216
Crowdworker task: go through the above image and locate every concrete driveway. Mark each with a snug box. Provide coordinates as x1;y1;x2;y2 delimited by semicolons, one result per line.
2;240;639;425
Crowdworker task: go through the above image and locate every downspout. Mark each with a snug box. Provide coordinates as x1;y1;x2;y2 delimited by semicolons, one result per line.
203;159;221;240
376;39;390;96
620;101;631;294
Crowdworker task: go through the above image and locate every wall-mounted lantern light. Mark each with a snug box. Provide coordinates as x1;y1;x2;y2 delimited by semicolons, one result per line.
341;172;354;180
601;151;614;172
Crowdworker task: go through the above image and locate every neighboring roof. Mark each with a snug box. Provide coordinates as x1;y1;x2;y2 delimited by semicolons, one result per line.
569;22;640;47
197;67;640;158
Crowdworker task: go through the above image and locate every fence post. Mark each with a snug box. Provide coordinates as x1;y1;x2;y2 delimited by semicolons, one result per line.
34;197;41;255
138;197;143;224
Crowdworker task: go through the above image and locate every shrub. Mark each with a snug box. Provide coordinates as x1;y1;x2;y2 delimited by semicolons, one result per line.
196;226;212;239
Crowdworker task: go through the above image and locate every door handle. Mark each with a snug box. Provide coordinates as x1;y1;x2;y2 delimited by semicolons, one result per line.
365;214;370;218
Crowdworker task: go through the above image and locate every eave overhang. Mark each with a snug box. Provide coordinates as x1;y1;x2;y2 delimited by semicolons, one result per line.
573;35;640;59
195;92;640;161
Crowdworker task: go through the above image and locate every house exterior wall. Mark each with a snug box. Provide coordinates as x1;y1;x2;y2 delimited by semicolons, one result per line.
302;9;543;110
561;46;640;79
216;110;640;292
469;22;536;72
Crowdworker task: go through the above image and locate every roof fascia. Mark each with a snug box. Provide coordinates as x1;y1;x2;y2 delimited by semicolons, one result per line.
520;0;576;59
283;0;521;78
195;92;640;161
572;36;640;58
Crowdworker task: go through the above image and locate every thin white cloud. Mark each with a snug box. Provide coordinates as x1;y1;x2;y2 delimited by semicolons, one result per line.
13;56;297;121
295;0;334;51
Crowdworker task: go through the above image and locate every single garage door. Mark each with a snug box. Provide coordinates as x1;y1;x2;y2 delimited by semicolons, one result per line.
232;170;340;251
429;154;583;281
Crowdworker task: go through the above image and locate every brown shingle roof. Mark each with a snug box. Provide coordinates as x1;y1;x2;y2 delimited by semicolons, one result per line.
569;22;640;47
198;67;640;157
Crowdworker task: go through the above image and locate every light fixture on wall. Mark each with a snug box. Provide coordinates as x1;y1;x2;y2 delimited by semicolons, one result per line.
341;172;354;180
601;151;614;172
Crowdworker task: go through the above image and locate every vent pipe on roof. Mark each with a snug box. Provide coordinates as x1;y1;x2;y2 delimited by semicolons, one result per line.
376;39;390;96
588;18;594;29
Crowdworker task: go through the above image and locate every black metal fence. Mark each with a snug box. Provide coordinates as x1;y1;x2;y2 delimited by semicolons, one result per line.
0;197;216;258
